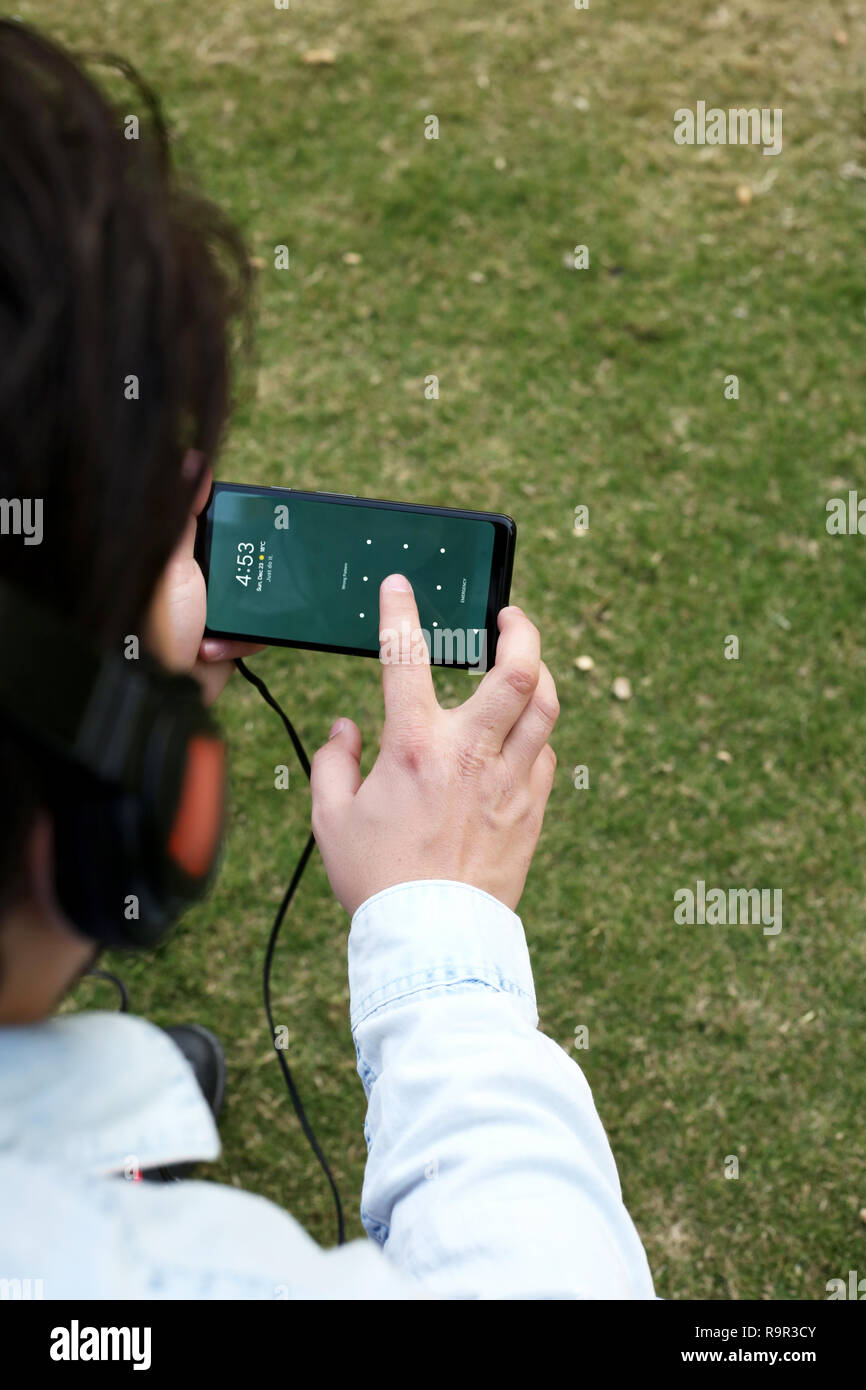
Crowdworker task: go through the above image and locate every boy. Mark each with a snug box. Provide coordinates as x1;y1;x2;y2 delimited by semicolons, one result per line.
0;21;654;1299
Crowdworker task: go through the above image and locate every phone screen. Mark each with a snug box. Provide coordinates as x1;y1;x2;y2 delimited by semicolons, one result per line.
202;486;506;665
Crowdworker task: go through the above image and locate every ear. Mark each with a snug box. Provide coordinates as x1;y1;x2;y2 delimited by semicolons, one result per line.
0;811;97;1024
25;810;100;952
25;808;59;917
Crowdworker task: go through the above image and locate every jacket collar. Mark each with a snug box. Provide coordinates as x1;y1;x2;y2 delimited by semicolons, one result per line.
0;1010;220;1177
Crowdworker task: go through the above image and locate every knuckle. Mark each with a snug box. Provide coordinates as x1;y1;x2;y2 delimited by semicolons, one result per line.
511;788;538;828
455;738;487;780
504;662;538;700
493;756;517;798
392;729;429;774
534;693;560;728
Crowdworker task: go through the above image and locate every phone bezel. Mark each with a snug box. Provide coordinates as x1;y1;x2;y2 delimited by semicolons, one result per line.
194;482;516;670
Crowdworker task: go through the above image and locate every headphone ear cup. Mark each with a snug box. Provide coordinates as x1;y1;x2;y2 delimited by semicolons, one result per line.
50;707;226;950
164;734;226;884
0;576;226;949
52;771;166;949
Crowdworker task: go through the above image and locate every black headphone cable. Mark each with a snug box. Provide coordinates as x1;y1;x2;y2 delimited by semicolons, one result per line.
234;657;345;1247
82;967;129;1013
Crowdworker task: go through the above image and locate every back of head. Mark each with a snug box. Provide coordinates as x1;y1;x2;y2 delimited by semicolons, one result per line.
0;19;249;911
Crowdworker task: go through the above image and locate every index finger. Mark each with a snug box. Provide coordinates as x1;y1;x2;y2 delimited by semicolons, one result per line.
378;573;438;739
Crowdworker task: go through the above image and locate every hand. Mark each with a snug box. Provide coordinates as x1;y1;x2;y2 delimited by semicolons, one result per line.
310;574;559;915
146;456;263;704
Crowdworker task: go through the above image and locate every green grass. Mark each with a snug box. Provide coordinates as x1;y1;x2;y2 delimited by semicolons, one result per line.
35;0;866;1298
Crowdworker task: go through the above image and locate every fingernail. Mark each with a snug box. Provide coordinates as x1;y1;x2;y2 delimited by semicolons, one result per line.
329;718;345;739
382;573;411;591
201;639;227;659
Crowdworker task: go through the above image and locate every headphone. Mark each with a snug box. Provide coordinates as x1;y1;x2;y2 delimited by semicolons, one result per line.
0;576;226;949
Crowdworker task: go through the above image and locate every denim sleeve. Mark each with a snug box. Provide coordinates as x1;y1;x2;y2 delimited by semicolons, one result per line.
348;880;656;1299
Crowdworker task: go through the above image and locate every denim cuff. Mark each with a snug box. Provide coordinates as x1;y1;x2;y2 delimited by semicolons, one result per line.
348;879;538;1032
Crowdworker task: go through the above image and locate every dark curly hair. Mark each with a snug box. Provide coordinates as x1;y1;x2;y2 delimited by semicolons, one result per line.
0;20;251;908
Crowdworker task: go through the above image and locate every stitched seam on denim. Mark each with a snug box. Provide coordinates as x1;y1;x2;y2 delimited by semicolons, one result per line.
354;959;528;1015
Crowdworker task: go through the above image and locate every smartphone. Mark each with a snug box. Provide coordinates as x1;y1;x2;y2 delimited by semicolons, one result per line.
195;482;516;670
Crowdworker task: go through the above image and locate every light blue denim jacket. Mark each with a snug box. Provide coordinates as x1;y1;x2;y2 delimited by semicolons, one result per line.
0;880;655;1299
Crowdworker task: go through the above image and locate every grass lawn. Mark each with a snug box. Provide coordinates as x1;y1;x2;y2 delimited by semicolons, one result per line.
34;0;866;1298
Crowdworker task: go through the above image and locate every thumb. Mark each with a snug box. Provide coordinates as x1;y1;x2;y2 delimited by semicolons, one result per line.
310;718;362;818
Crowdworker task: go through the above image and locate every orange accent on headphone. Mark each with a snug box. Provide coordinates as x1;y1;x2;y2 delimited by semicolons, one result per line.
167;736;225;879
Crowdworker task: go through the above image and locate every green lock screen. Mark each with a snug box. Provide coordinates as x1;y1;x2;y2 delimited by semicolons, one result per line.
203;487;500;663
